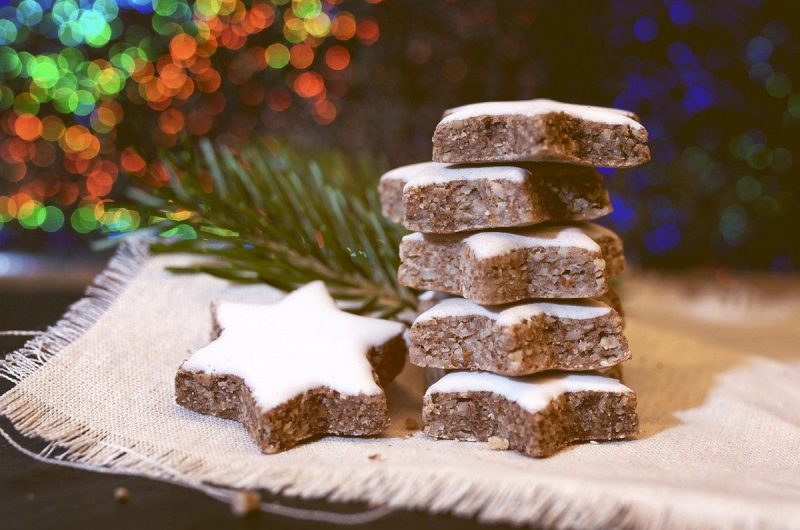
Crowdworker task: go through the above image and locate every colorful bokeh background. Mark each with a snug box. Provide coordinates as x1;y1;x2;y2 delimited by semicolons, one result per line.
0;0;798;270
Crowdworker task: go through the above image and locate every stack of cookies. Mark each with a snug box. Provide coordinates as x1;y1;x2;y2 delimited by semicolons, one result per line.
378;99;650;457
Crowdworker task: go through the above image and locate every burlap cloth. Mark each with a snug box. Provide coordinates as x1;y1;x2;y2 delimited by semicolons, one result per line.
2;242;799;529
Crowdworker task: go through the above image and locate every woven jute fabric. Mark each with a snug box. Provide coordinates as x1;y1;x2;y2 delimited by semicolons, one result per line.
2;242;799;529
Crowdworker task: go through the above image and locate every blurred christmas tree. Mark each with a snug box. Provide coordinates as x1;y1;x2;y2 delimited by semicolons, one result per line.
0;0;380;250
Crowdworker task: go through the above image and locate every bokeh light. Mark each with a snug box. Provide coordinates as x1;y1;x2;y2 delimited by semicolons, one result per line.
1;0;379;243
1;0;796;271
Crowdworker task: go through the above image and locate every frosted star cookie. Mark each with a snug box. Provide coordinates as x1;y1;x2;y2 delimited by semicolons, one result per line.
432;99;650;167
378;162;611;233
398;223;625;304
175;281;407;453
422;371;638;457
410;297;629;375
416;289;624;317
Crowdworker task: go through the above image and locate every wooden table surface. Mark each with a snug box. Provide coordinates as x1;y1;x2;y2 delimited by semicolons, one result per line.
0;282;513;530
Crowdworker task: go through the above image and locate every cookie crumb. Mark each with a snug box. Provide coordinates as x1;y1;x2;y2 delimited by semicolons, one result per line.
113;487;130;503
368;453;384;461
404;418;419;430
230;490;261;517
487;436;510;451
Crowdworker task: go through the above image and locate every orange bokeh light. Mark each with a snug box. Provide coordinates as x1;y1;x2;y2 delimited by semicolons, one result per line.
14;114;43;141
290;44;315;69
356;18;380;45
120;147;147;174
40;115;65;142
170;34;198;62
332;13;357;40
325;45;350;71
313;99;337;125
159;108;185;135
293;72;325;98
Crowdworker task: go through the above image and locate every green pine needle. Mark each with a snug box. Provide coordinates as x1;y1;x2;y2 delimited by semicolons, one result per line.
131;138;417;321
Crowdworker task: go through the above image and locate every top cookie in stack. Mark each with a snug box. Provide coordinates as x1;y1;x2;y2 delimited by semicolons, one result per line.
377;98;650;457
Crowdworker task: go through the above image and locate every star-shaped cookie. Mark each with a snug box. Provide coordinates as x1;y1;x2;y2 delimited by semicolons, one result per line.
175;281;407;453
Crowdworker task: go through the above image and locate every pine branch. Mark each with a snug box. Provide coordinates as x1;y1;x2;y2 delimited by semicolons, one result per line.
131;138;417;321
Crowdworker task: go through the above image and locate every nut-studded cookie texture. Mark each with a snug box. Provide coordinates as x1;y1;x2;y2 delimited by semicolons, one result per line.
410;297;629;375
378;161;611;234
432;99;650;168
423;371;638;457
398;223;625;304
175;281;407;454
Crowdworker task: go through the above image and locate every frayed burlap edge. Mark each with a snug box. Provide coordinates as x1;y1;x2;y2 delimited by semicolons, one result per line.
0;240;396;524
0;241;789;530
0;240;150;384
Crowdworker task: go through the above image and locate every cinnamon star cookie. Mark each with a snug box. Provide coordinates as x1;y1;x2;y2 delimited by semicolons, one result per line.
175;281;407;453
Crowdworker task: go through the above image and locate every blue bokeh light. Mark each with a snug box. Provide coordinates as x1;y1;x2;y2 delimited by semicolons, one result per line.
644;223;681;254
745;36;773;63
633;17;658;43
667;41;695;67
608;192;637;234
669;1;694;26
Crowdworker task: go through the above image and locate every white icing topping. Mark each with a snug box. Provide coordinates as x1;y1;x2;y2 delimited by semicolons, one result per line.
464;224;601;259
182;281;405;410
534;299;611;320
380;161;441;182
381;162;529;189
426;371;632;413
402;232;425;244
405;164;529;187
440;98;643;130
418;290;438;301
415;297;611;326
417;297;504;321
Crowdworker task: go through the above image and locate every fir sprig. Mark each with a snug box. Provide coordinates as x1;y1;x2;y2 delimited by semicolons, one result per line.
131;139;417;321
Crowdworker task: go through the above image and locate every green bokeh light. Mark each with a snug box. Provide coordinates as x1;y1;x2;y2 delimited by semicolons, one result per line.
102;208;141;232
16;0;44;26
80;10;112;47
766;73;792;98
73;89;96;116
266;43;290;69
70;206;99;233
52;0;80;25
0;85;13;110
0;20;19;46
0;47;22;77
14;91;39;114
155;0;178;17
53;86;79;112
30;56;60;89
293;0;322;20
160;224;197;239
18;201;47;229
59;20;85;46
770;147;793;173
41;206;65;232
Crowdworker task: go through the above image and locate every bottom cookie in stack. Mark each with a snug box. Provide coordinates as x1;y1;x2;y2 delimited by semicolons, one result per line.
422;370;638;458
